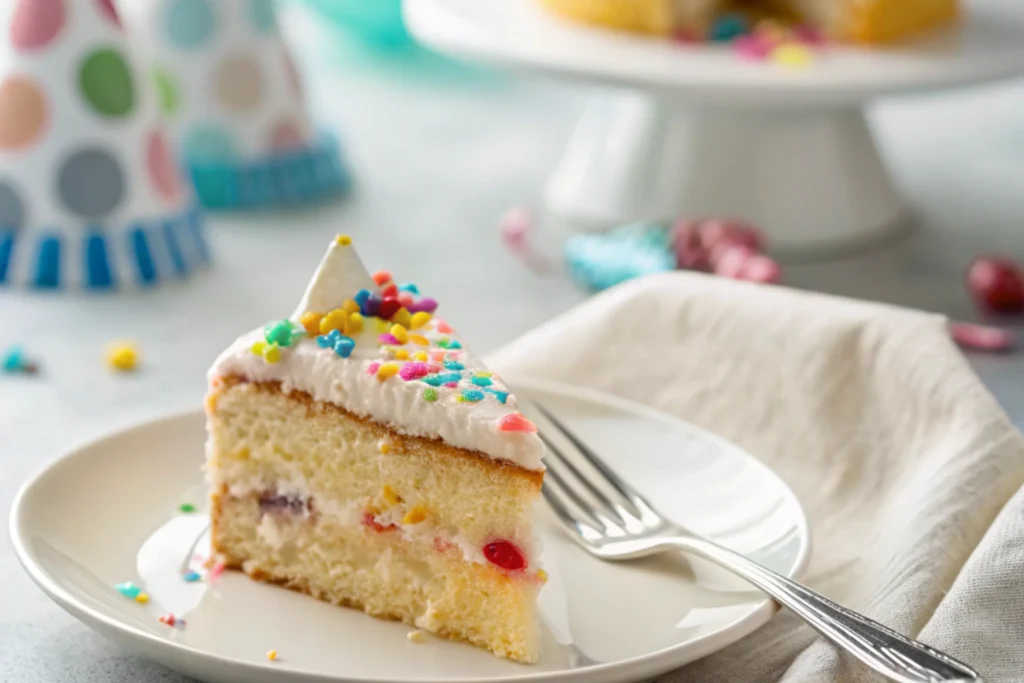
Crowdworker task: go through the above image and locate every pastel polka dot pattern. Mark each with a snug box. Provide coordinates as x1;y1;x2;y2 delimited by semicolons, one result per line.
146;130;182;201
249;0;277;34
57;148;125;219
10;0;65;52
0;182;26;230
79;48;135;118
0;77;47;149
152;67;181;116
95;0;121;28
183;125;236;162
165;0;216;49
214;52;263;112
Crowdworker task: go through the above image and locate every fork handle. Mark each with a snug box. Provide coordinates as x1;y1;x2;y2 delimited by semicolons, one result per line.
673;536;980;683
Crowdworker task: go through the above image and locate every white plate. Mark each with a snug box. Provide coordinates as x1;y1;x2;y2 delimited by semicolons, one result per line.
10;378;810;683
406;0;1024;106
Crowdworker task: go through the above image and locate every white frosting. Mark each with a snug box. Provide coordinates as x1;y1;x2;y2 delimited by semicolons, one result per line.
209;237;545;471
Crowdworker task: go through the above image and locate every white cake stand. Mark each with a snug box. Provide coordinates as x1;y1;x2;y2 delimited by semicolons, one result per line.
406;0;1024;253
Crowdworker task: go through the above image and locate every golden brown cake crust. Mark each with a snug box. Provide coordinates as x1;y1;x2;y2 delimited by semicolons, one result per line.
208;375;544;489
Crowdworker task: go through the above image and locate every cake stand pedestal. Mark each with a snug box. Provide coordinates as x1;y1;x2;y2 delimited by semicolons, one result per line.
406;0;1024;254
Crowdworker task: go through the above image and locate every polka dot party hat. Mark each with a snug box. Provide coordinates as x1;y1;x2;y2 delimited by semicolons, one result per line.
120;0;350;211
0;0;209;290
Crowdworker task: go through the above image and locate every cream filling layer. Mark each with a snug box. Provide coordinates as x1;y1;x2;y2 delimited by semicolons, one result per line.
217;467;540;573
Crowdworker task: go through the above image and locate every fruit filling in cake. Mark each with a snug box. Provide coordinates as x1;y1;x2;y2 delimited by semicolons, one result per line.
205;235;546;663
539;0;959;44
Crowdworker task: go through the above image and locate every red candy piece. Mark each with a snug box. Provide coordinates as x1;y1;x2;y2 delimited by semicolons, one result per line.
380;283;399;299
362;510;397;533
377;298;401;321
372;271;392;287
483;540;527;572
398;292;415;308
950;322;1017;353
158;613;176;626
966;257;1024;313
497;413;537;433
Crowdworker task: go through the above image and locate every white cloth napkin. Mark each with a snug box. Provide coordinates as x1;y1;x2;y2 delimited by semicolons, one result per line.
489;272;1024;683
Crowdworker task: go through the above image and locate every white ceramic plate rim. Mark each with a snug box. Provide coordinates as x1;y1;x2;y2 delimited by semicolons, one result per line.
10;376;812;683
405;0;1024;106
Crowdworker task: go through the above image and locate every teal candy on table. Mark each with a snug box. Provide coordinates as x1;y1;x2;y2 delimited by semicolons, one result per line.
565;224;676;292
119;0;350;211
0;0;209;291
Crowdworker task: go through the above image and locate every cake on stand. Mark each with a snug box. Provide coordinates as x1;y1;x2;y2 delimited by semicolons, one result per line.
406;0;1024;253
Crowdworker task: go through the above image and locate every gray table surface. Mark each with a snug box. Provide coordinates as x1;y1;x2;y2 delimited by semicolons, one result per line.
3;13;1024;681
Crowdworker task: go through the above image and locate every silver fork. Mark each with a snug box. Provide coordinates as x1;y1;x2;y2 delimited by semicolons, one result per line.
529;403;981;683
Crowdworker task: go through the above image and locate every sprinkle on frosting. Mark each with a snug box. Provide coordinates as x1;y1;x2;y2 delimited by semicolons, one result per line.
209;236;546;471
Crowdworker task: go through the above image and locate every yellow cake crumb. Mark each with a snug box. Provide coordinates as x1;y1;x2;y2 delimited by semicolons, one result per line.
402;505;428;525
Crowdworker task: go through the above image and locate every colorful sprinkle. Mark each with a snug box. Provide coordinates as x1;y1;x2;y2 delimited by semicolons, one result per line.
390;324;409;344
208;560;226;580
398;292;415;308
367;362;380;376
484;388;509;404
372;271;392;286
251;340;267;355
158;613;176;626
382;485;400;505
320;309;348;334
1;346;38;374
378;333;400;345
709;13;748;42
264;320;296;347
772;43;814;68
341;298;360;314
335;234;352;246
394;349;409;360
497;413;537;433
423;387;438;402
115;581;141;599
354;288;371;310
416;297;438;314
179;503;196;513
393;308;412;328
317;329;340;348
458;389;485;403
410;312;432;329
436;339;450;349
399;283;419;294
377;362;400;381
300;311;324;336
471;376;492;386
435;320;452;334
183;570;201;582
402;505;428;524
444;381;458;388
347;312;364;335
413;351;428;362
381;282;399;299
333;336;355;358
135;592;150;604
106;341;138;371
409;334;429;346
266;650;278;662
399;362;430;381
263;343;281;364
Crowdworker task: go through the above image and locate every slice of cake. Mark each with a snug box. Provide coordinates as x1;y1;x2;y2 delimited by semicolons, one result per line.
205;235;546;662
539;0;959;44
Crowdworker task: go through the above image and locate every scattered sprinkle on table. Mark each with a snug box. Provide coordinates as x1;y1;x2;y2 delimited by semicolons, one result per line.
407;630;427;644
106;341;139;372
135;592;150;604
115;581;141;599
178;503;197;514
2;345;39;374
207;560;226;581
183;570;201;583
158;613;176;627
266;650;278;662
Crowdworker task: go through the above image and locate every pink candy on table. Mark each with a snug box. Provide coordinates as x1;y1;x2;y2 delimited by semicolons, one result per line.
949;322;1016;353
734;34;774;61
